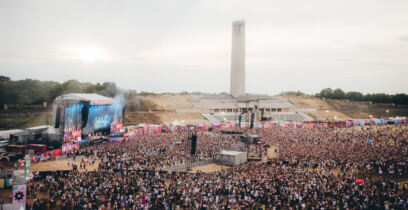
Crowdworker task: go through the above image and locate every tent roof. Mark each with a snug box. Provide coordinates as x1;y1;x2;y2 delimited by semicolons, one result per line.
54;93;114;104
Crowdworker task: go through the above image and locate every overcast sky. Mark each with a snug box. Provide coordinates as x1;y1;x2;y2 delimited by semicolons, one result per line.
0;0;407;95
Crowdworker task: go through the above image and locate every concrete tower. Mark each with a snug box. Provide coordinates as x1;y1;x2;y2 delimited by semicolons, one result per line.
230;20;246;97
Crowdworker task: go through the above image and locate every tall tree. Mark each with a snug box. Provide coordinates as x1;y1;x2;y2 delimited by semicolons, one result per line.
333;88;346;99
320;88;334;98
346;91;364;101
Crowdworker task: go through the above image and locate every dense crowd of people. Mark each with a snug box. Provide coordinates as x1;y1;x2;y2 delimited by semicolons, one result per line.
23;124;408;209
89;132;248;170
255;125;408;178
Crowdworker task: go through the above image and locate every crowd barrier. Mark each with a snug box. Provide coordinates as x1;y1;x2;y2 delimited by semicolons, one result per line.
126;117;407;136
0;170;13;177
163;159;214;172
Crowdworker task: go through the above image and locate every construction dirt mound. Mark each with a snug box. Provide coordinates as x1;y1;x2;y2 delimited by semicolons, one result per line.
125;94;208;125
284;96;350;120
143;94;194;111
286;96;408;119
327;99;408;118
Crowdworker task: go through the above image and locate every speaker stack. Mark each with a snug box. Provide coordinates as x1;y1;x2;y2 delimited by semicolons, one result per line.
190;134;197;155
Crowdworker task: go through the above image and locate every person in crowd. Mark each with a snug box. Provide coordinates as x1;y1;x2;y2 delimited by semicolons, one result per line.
24;124;408;209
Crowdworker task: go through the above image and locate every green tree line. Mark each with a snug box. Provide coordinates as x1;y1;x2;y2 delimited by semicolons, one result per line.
0;76;138;105
2;76;408;105
316;88;408;105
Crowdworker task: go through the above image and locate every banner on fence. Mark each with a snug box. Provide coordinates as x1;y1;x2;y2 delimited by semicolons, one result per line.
12;184;26;204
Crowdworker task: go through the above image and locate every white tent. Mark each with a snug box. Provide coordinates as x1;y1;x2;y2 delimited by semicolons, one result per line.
216;150;247;166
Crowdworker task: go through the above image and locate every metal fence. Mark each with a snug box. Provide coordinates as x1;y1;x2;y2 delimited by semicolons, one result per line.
163;159;214;172
0;203;25;210
0;170;13;178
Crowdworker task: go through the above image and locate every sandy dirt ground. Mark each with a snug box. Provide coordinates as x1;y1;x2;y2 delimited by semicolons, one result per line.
0;156;100;204
143;94;194;110
188;163;230;173
285;96;350;120
266;145;279;159
30;156;100;172
157;112;209;124
0;188;11;204
136;94;210;124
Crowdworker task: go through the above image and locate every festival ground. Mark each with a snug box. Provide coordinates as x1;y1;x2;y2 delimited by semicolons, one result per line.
30;156;100;172
0;146;278;204
178;145;279;173
1;135;407;208
0;156;99;205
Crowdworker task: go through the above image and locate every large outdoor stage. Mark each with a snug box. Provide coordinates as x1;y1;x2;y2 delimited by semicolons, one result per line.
52;93;124;150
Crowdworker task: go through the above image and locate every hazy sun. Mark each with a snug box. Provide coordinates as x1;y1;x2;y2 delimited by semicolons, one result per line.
74;47;104;62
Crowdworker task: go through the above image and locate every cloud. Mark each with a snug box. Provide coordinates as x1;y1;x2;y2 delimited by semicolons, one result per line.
1;0;408;94
358;44;389;52
399;35;408;42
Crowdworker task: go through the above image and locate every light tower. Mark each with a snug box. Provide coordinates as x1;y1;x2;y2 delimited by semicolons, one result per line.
230;20;246;97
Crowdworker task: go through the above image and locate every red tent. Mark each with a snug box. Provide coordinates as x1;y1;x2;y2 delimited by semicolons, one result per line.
6;145;27;154
27;144;47;155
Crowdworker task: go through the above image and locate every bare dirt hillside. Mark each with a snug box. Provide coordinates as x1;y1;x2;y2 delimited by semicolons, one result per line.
327;99;408;119
5;95;406;129
124;112;162;125
0;95;207;128
284;96;350;120
157;112;209;124
124;94;208;125
285;96;408;119
143;94;194;111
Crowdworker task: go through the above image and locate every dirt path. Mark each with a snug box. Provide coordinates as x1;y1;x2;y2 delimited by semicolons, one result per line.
266;145;279;159
30;156;100;172
177;163;230;173
190;163;230;173
284;96;350;120
0;156;100;205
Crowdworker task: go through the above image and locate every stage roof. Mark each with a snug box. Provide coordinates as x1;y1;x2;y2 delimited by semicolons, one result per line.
54;93;114;105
